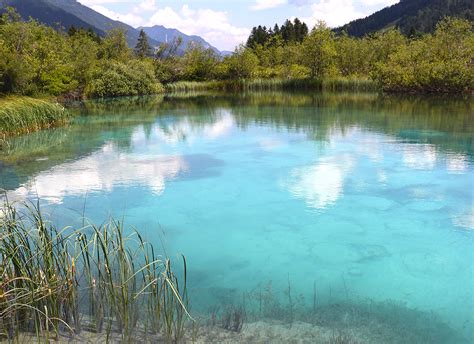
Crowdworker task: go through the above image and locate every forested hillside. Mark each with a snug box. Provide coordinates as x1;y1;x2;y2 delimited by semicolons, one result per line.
337;0;473;36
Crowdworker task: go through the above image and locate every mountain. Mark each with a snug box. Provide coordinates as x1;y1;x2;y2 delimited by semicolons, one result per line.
139;25;221;55
337;0;473;37
0;0;106;36
0;0;159;47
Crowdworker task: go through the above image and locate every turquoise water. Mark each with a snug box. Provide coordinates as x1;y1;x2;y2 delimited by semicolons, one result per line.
1;93;473;341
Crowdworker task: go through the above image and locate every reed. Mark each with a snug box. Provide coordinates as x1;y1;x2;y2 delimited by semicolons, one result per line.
165;81;227;93
0;199;190;342
0;97;70;139
165;78;378;93
321;78;378;92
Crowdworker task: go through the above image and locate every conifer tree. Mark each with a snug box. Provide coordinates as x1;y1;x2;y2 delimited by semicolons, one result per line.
135;29;152;58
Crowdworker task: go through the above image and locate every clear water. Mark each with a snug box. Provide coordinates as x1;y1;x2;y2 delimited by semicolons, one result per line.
1;92;473;342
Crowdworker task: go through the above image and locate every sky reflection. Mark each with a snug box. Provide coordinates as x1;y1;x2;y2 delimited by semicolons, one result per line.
7;143;187;204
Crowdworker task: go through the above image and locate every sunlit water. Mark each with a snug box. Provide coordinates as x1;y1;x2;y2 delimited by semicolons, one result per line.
1;93;473;342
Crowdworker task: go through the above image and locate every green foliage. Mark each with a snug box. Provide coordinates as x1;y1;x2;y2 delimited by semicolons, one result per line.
337;0;473;37
220;45;259;79
99;28;132;62
68;29;99;88
373;18;474;92
0;10;165;99
134;29;152;58
302;22;337;78
0;8;471;97
0;14;74;95
247;18;308;48
182;44;219;81
86;60;164;98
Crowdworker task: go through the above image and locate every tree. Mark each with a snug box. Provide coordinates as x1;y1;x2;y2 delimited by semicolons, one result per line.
221;45;259;79
135;29;152;58
182;44;218;81
372;18;474;92
69;29;99;87
302;21;337;78
100;28;131;62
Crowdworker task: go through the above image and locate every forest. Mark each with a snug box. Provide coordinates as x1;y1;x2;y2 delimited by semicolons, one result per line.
0;8;472;98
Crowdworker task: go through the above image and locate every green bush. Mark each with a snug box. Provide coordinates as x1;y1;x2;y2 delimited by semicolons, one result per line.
372;18;474;92
86;60;164;98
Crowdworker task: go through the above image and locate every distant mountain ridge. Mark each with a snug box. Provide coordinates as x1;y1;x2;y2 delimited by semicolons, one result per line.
0;0;157;47
337;0;473;37
139;25;221;55
0;0;222;54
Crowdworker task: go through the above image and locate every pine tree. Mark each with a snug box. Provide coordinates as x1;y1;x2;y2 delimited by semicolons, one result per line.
68;25;77;36
134;29;151;58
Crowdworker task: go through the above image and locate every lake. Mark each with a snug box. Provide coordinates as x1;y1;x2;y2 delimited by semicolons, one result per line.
1;92;473;343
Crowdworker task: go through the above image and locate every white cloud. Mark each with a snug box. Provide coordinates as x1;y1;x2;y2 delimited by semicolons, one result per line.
136;0;157;12
302;0;365;28
251;0;287;11
302;0;400;28
91;5;145;27
146;5;249;51
360;0;398;6
78;0;129;5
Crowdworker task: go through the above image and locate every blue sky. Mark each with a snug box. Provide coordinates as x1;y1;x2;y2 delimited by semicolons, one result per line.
78;0;399;50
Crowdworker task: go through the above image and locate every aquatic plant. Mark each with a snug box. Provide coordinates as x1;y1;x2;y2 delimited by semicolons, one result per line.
328;332;359;344
221;306;245;332
0;97;70;138
165;78;377;93
165;81;227;93
0;199;190;342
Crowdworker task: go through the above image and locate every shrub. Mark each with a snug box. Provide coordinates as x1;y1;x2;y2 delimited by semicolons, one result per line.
86;60;164;98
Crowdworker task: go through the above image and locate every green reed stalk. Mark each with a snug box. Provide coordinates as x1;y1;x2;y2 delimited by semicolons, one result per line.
0;97;70;138
0;198;191;342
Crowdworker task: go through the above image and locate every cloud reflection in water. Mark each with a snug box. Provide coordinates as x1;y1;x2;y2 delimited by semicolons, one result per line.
7;142;187;204
288;154;355;210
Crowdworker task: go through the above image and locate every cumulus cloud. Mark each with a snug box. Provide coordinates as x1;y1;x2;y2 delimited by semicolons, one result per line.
302;0;400;28
78;0;130;5
84;2;249;50
302;0;365;28
146;5;249;51
360;0;398;6
251;0;287;11
136;0;157;12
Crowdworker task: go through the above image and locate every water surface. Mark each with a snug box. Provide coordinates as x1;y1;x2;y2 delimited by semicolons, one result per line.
1;92;473;342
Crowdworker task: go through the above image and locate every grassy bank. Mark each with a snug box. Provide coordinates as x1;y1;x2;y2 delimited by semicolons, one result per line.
165;78;378;93
0;200;189;342
0;97;70;139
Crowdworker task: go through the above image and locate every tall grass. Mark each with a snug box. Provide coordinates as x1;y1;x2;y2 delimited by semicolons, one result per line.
165;81;227;93
0;97;69;139
165;78;378;93
0;199;190;342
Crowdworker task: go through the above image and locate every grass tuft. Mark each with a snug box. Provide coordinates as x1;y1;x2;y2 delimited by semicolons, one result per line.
0;97;70;139
0;198;190;342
